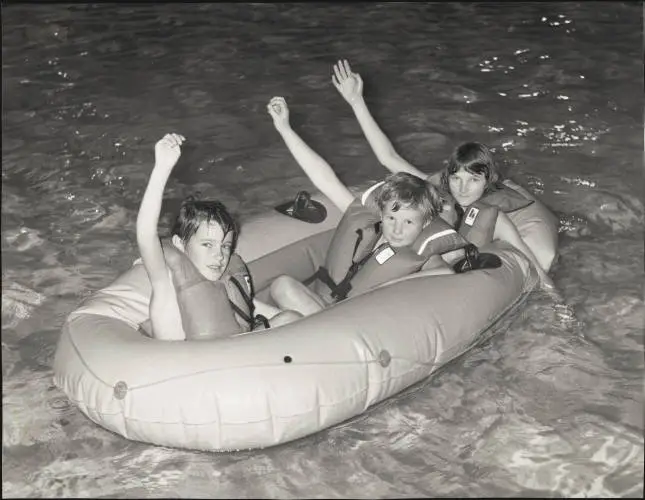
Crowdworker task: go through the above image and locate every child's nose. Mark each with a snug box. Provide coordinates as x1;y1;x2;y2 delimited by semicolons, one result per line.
211;247;224;260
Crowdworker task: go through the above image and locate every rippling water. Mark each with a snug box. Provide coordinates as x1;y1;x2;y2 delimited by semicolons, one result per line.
2;2;643;498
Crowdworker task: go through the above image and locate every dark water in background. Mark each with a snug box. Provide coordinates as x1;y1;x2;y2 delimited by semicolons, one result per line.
2;2;643;498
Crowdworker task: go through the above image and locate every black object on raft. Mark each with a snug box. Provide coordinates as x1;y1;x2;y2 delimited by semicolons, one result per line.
275;191;327;224
453;244;502;273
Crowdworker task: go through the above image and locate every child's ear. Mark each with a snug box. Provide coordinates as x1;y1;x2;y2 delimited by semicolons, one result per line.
171;234;185;252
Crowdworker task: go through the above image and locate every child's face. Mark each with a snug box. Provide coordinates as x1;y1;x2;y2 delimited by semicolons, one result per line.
380;201;425;248
448;168;487;207
182;221;234;281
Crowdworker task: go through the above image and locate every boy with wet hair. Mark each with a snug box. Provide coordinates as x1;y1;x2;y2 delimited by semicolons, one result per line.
72;133;300;341
136;133;301;340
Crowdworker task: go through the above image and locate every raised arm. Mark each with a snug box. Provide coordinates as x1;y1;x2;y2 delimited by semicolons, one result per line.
267;96;354;214
332;59;429;181
136;133;186;340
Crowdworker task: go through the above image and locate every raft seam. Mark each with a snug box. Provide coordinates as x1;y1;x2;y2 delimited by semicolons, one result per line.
125;356;431;393
125;358;419;391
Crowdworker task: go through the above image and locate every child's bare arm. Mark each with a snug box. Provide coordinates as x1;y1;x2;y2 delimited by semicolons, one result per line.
267;96;354;214
332;59;429;181
136;133;186;340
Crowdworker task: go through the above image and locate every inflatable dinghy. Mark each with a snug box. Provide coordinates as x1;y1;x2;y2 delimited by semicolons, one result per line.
53;180;558;452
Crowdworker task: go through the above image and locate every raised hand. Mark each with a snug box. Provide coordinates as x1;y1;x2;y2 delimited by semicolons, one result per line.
267;96;290;132
332;59;364;105
154;133;186;171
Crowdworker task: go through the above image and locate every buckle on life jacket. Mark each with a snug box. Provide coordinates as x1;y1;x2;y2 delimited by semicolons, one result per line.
252;314;271;330
304;266;353;302
305;226;382;303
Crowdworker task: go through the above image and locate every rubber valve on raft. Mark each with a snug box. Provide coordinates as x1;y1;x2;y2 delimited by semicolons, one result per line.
113;381;128;400
378;350;391;367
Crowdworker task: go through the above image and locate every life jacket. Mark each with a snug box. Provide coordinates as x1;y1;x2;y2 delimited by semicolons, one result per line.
448;183;534;247
69;253;266;336
480;184;534;213
456;201;499;247
310;182;468;302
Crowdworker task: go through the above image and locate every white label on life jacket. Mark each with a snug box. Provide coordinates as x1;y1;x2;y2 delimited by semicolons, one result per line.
464;207;479;226
243;274;252;289
375;245;395;264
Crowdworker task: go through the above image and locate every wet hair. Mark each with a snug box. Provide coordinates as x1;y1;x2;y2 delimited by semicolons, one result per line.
171;196;239;249
440;142;504;195
374;172;443;224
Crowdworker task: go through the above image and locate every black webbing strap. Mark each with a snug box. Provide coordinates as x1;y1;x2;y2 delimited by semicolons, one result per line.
301;228;364;301
228;275;272;330
454;203;466;228
303;227;386;302
228;276;255;328
330;242;387;301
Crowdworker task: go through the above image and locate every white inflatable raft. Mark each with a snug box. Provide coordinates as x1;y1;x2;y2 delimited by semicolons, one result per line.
53;180;557;452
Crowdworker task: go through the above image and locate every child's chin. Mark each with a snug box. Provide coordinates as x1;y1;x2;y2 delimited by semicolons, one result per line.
204;269;224;281
388;242;407;249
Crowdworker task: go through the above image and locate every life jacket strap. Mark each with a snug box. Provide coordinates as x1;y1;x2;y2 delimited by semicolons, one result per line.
302;265;347;301
304;226;385;302
307;242;388;302
454;203;466;228
228;276;255;328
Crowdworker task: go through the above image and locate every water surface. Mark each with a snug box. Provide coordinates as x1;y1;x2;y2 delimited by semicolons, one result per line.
2;2;643;498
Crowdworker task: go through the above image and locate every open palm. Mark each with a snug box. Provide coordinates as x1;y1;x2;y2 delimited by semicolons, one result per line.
332;59;363;104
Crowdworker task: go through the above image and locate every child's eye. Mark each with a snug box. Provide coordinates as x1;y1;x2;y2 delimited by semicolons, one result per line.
202;242;212;248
